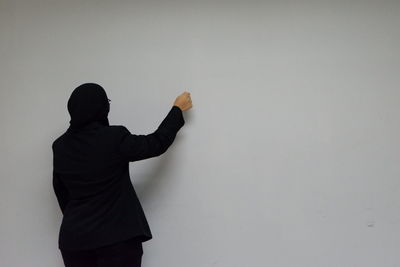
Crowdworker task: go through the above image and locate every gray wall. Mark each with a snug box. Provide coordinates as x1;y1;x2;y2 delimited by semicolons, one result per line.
1;0;400;266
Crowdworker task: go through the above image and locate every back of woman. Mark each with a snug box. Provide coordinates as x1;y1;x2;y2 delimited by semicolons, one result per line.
52;83;192;267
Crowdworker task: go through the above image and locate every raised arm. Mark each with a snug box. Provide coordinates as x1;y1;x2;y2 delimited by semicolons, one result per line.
117;106;185;161
117;92;192;162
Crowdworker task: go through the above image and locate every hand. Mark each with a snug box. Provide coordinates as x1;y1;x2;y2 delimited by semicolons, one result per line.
173;91;193;111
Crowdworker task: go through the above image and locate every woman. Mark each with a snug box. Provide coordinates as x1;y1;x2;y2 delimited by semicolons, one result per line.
52;83;192;267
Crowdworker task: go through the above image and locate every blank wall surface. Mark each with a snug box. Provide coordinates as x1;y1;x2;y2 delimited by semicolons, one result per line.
1;0;400;266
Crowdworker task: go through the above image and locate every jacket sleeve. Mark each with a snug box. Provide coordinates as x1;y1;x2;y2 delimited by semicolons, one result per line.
117;105;185;162
52;169;70;215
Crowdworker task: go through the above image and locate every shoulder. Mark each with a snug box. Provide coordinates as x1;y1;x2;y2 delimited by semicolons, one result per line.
105;125;132;141
52;134;65;151
105;125;134;149
107;125;130;134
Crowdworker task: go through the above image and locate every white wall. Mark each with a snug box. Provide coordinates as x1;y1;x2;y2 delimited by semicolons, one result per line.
1;0;400;266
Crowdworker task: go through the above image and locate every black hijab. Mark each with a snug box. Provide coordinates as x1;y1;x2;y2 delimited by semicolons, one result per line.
67;83;110;130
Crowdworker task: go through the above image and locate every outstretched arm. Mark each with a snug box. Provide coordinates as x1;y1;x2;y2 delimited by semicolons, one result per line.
117;105;185;162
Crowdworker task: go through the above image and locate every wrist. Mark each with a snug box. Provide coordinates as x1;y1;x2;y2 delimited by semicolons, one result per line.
173;105;183;111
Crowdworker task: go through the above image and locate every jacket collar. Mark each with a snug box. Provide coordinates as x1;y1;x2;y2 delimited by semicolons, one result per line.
67;121;107;132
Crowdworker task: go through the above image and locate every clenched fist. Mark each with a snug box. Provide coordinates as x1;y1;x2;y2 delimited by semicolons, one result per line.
173;91;192;111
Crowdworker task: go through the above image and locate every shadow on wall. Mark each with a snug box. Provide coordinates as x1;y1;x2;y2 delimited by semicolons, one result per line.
134;108;192;202
133;132;186;204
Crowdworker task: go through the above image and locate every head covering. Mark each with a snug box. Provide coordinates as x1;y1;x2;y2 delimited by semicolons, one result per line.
67;83;110;130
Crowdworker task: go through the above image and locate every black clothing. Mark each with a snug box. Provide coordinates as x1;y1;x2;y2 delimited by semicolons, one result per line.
52;84;185;250
60;236;143;267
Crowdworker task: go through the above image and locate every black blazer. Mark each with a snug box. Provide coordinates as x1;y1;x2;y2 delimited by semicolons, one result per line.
52;106;185;250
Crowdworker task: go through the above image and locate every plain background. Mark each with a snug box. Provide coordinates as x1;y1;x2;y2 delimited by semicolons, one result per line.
1;0;400;266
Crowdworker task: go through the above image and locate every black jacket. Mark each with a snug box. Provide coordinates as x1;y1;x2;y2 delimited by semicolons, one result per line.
52;105;185;250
